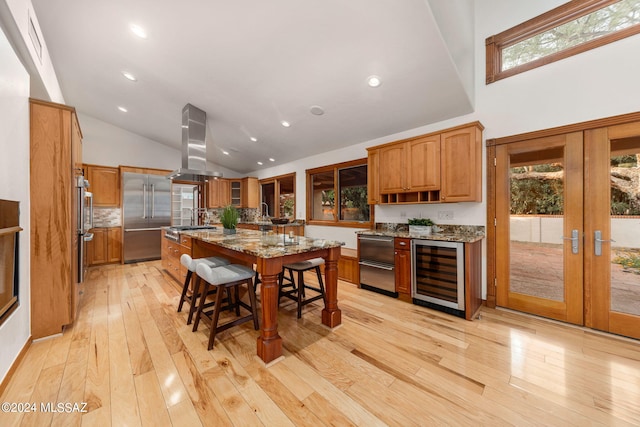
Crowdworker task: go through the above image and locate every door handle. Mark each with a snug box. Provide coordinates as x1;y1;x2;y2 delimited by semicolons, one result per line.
561;229;579;254
594;230;615;256
151;184;155;218
142;184;147;219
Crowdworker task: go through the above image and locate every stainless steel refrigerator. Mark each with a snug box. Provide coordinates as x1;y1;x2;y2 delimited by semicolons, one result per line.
123;172;171;263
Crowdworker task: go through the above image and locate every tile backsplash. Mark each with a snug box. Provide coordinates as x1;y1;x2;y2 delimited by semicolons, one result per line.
92;207;122;227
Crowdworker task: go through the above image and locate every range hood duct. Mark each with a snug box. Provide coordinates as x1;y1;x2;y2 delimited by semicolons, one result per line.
167;103;223;182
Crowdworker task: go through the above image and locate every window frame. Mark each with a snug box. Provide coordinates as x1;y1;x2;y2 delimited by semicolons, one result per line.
259;172;296;219
486;0;640;84
306;158;374;228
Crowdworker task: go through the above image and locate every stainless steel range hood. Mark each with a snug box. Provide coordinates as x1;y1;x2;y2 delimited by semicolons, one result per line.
167;104;223;182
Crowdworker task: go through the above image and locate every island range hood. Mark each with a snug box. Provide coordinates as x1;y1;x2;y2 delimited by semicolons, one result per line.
167;103;223;182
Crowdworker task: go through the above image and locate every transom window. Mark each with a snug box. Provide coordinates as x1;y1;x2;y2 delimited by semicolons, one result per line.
306;159;372;227
486;0;640;83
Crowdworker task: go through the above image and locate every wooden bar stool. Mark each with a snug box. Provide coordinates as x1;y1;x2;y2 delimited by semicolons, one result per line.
192;263;259;350
178;254;230;325
279;257;326;318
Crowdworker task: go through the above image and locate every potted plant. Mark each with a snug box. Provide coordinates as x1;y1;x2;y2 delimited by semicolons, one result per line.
220;205;239;234
408;218;434;235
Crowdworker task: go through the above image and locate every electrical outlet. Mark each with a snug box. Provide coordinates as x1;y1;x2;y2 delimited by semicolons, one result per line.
438;210;454;220
400;211;407;218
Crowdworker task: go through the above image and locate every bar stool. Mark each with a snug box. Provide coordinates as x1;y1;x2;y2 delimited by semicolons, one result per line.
279;257;326;319
177;254;230;325
193;263;259;350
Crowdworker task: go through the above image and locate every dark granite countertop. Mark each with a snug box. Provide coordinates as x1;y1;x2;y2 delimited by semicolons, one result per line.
356;224;485;243
178;228;342;258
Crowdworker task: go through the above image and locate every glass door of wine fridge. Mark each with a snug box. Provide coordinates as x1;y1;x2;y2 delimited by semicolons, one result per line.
411;240;464;314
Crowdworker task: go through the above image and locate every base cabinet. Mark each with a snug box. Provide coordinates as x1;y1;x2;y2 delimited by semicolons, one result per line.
162;234;192;286
394;238;411;295
88;227;122;265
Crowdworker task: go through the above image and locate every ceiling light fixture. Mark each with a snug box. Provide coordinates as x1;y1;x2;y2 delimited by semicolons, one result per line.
281;120;290;127
130;24;147;39
122;71;137;82
118;106;128;112
222;150;229;155
250;137;258;142
269;158;275;162
367;75;382;88
257;161;263;165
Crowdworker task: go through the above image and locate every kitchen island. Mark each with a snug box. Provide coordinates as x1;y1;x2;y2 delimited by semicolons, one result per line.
176;228;343;364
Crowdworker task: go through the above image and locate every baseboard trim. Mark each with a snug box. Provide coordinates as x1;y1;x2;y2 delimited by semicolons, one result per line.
0;336;32;397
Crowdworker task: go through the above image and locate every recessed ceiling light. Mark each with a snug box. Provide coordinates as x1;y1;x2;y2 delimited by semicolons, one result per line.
257;161;263;165
122;71;137;82
250;137;257;142
281;120;290;127
367;75;382;88
118;106;128;113
269;158;275;162
130;24;147;39
222;150;229;155
310;105;324;116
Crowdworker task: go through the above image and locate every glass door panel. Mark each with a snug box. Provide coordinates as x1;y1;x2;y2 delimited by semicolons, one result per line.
610;143;640;317
509;154;565;302
496;133;584;324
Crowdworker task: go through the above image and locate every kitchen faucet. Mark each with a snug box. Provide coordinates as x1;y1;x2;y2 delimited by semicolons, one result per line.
261;202;269;220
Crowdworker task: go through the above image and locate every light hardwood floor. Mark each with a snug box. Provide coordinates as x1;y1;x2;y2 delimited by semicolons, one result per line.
2;261;640;426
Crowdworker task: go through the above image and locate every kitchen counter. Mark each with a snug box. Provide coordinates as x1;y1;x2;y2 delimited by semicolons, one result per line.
178;227;341;258
166;227;343;364
356;228;484;243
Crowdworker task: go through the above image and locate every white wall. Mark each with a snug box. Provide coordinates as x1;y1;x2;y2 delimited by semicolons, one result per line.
0;24;31;384
475;0;640;138
0;0;64;102
79;113;242;177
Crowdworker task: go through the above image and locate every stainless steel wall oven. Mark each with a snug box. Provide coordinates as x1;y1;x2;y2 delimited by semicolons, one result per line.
411;239;465;317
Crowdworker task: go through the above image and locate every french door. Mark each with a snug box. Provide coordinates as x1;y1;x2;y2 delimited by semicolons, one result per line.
495;122;640;339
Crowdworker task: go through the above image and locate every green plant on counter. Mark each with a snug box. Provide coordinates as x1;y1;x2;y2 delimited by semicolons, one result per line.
408;218;434;226
220;205;239;230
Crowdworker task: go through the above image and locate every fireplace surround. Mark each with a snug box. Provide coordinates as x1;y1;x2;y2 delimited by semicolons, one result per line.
0;200;21;325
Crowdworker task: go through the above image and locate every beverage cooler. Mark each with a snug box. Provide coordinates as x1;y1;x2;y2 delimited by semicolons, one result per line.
411;239;465;317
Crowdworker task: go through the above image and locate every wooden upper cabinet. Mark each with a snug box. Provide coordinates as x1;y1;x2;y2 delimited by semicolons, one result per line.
440;124;482;202
367;121;483;204
379;144;406;193
88;165;120;206
367;149;380;204
206;178;231;208
241;177;259;208
407;135;440;191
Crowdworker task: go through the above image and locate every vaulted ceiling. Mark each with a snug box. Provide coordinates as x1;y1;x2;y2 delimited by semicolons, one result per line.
32;0;475;173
